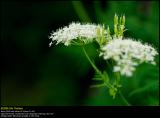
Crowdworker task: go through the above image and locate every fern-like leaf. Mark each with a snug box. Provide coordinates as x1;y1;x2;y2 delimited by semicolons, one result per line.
92;71;103;80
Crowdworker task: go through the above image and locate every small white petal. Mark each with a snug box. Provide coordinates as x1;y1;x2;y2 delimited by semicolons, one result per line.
49;42;53;47
49;22;103;46
113;66;121;72
100;38;158;77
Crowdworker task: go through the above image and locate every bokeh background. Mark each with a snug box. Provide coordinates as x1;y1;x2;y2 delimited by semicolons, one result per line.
1;1;159;106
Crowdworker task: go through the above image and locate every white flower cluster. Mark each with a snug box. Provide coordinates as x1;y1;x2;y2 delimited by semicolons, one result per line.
49;22;102;46
101;38;158;77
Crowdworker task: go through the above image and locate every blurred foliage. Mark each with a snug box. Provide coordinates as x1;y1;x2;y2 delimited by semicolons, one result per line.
1;1;159;106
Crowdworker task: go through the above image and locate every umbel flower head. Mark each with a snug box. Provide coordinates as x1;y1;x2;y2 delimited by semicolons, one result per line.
100;38;158;77
49;22;105;46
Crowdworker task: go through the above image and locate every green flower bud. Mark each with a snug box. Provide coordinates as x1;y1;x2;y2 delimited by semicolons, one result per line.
114;13;118;25
122;15;125;25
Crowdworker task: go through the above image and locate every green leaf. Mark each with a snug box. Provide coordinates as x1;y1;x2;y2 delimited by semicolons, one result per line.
109;87;117;99
114;13;118;25
92;71;103;80
90;84;105;88
102;71;109;83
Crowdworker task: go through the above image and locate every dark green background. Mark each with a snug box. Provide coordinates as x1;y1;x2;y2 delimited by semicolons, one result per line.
1;1;159;106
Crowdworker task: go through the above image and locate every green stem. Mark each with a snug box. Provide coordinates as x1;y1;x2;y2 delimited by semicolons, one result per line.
119;91;131;106
82;47;131;106
71;40;83;46
82;47;112;89
82;47;101;74
112;61;131;106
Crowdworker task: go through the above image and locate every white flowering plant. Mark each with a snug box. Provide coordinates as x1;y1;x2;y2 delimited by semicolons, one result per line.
49;14;158;104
